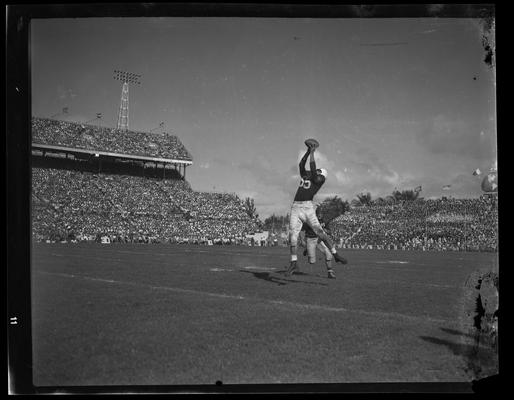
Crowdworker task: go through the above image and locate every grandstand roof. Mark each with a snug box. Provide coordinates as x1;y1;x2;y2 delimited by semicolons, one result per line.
31;117;193;164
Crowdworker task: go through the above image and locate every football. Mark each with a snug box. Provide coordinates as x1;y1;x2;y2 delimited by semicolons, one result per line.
481;172;497;193
304;138;319;149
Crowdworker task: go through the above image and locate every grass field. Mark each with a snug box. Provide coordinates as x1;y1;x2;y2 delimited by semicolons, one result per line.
31;243;498;387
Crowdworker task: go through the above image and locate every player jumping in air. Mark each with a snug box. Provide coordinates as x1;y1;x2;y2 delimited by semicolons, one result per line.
286;143;347;276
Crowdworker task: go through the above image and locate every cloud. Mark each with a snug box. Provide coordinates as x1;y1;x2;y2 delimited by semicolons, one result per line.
57;86;78;100
292;147;414;200
239;155;293;190
234;145;485;218
416;114;496;160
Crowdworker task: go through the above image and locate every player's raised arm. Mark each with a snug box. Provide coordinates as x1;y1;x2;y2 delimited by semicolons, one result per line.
309;147;317;175
299;148;311;177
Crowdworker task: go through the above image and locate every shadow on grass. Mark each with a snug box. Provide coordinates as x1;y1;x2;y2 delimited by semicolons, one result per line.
440;327;477;340
240;269;328;287
420;336;475;357
420;335;498;380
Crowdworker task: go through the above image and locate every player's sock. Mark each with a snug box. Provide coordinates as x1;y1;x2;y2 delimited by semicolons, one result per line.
291;254;298;262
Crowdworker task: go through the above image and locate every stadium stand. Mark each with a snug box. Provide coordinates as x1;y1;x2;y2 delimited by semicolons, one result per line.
31;117;497;251
31;118;259;243
329;197;498;252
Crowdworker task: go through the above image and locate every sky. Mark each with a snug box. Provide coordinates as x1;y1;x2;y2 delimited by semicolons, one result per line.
31;16;497;219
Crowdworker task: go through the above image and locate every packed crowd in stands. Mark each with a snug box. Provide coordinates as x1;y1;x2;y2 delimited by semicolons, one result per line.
328;197;498;252
32;168;259;244
32;117;192;161
31;115;498;252
33;163;498;252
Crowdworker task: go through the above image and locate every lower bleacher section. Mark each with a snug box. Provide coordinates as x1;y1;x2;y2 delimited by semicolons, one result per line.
32;168;259;243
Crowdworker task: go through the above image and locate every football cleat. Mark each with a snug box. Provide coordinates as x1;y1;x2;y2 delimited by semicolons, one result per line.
285;261;300;276
333;252;348;264
327;269;336;279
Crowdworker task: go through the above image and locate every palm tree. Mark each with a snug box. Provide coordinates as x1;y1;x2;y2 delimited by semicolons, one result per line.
353;192;373;207
385;195;396;205
244;197;259;219
318;196;350;223
400;189;420;201
374;197;387;206
392;189;403;202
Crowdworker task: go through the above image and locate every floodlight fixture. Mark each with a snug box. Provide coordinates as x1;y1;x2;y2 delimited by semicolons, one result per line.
113;69;142;85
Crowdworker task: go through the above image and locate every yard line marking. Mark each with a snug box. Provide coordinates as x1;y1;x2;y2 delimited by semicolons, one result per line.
113;249;277;258
243;266;277;271
352;275;458;289
267;300;451;324
115;250;177;257
49;253;125;262
37;271;453;324
375;261;409;264
360;264;457;275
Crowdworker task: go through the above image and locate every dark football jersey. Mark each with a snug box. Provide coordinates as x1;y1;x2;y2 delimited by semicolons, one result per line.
293;171;324;201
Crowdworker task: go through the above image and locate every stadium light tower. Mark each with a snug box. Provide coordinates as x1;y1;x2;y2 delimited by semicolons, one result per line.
113;70;142;131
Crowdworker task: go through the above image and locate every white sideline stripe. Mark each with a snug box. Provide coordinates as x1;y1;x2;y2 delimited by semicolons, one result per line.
37;271;452;324
50;253;125;262
360;276;457;289
115;249;277;258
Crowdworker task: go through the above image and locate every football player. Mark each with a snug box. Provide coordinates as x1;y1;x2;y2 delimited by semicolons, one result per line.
286;144;347;276
299;213;337;279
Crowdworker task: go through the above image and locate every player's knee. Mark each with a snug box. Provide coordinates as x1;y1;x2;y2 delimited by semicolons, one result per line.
289;233;299;244
309;256;316;264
